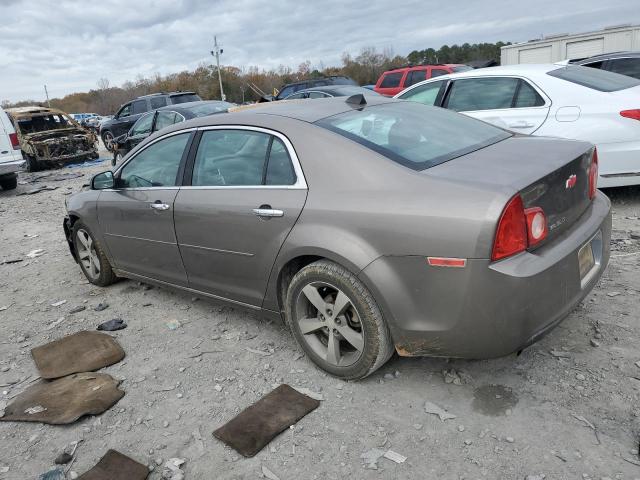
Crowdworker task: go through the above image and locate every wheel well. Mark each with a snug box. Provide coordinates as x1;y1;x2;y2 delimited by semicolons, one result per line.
276;255;324;312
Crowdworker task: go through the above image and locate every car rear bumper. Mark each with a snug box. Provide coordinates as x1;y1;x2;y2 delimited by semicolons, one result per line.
597;140;640;187
358;192;611;359
0;159;26;176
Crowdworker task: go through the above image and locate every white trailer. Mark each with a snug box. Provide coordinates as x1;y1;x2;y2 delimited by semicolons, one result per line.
501;24;640;65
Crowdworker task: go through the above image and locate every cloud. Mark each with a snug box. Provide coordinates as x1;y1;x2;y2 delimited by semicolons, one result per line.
0;0;637;103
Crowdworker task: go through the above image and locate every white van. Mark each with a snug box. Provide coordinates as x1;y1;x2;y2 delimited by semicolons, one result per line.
0;107;25;190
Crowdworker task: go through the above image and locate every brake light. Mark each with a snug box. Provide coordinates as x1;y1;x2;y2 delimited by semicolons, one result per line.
9;132;19;150
589;148;598;199
620;109;640;121
524;207;547;246
492;194;527;261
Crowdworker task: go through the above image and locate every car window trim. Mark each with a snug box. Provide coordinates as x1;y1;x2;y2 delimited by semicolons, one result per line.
109;129;197;191
180;125;308;190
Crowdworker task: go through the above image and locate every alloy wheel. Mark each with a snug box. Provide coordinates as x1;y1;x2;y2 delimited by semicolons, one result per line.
76;229;101;280
102;132;115;151
295;281;364;367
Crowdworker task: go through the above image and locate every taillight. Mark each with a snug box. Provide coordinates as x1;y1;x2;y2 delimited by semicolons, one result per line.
589;148;598;199
491;194;527;261
524;207;547;246
9;132;20;150
620;109;640;121
492;195;549;261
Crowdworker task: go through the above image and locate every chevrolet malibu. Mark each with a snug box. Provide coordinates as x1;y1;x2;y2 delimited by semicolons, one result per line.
63;96;611;380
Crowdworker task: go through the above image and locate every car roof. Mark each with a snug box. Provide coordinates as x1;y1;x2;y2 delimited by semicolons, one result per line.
292;85;380;96
156;100;230;113
5;106;71;118
575;51;640;62
385;64;467;73
281;76;354;88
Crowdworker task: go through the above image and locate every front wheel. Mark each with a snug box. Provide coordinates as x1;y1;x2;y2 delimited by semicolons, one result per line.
285;260;394;380
101;131;115;152
0;174;17;190
72;221;117;287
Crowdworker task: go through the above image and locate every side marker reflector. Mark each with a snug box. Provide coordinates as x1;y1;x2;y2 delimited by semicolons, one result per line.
427;257;467;268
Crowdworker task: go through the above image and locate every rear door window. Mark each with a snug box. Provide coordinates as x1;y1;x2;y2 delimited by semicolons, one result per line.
380;72;403;88
514;81;545;107
446;77;519;111
405;70;428;87
547;65;640;91
605;58;640;80
430;68;449;78
308;92;330;99
150;96;168;109
130;113;154;136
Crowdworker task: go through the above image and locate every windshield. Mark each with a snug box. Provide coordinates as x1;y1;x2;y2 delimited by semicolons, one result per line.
547;65;640;92
185;102;233;116
315;102;511;171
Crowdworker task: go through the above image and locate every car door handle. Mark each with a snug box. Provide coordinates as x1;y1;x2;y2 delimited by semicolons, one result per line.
253;208;284;218
150;201;170;211
507;121;535;128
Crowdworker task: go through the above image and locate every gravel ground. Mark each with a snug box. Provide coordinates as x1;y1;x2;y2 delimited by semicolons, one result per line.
0;155;639;480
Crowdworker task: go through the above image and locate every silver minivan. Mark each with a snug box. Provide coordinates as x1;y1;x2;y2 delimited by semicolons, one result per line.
0;107;24;190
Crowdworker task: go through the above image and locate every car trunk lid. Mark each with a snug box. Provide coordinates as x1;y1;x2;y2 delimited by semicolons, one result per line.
427;135;594;245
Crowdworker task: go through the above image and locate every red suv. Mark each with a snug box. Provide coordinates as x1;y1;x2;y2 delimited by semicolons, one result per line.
374;64;472;97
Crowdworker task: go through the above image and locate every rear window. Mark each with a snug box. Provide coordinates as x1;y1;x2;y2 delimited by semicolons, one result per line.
451;66;473;73
547;65;640;92
170;93;202;104
315;102;511;171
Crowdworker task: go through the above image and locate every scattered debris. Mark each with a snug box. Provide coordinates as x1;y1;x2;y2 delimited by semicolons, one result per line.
0;258;23;265
69;306;86;314
442;368;463;385
0;305;8;311
51;300;67;307
76;449;148;479
383;450;407;463
38;468;65;480
635;361;640;369
245;347;272;356
46;317;66;330
163;458;185;480
607;291;622;297
18;186;58;196
31;331;125;379
424;401;456;421
213;384;320;457
571;413;600;444
361;449;386;470
525;475;546;480
550;349;571;358
93;302;109;312
26;249;45;258
261;465;280;480
55;452;73;465
97;319;127;331
166;320;182;330
590;339;601;347
0;373;124;424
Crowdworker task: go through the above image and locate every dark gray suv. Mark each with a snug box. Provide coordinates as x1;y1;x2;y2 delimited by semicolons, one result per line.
99;92;201;150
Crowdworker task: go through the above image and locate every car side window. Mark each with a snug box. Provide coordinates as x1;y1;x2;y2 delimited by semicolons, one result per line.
581;60;604;70
430;68;449;78
380;72;403;88
130;113;154;136
192;130;270;186
606;58;640;80
285;92;307;100
514;80;546;107
308;92;330;99
405;70;427;87
131;100;148;115
155;111;182;131
150;96;168;109
119;133;189;188
446;77;519;111
278;86;295;99
399;80;445;106
117;104;132;118
265;138;296;185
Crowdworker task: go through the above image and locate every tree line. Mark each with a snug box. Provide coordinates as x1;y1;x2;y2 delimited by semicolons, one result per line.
1;42;507;115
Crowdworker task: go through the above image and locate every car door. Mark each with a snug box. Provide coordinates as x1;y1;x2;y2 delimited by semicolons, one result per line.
443;76;550;134
173;127;307;307
97;131;193;285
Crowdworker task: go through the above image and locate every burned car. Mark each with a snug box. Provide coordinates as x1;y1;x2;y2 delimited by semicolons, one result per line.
6;107;99;171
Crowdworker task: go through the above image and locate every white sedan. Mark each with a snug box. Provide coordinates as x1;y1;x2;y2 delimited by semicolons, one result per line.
395;64;640;188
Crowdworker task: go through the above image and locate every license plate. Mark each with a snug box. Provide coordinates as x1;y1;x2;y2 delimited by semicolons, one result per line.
578;241;595;279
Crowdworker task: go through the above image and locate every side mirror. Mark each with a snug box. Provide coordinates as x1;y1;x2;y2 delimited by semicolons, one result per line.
91;171;114;190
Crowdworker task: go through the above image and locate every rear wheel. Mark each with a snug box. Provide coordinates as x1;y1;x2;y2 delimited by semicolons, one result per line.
72;221;116;287
285;260;393;380
0;174;17;190
25;155;40;172
102;131;115;152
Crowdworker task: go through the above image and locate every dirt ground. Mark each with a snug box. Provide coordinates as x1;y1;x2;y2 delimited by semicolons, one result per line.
0;153;639;480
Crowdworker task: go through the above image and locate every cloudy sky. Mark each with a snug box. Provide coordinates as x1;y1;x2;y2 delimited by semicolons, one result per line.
0;0;638;102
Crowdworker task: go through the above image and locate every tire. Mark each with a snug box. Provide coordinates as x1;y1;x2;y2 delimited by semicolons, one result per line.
111;151;122;167
285;260;394;380
25;155;40;172
0;174;17;190
71;221;117;287
101;131;115;152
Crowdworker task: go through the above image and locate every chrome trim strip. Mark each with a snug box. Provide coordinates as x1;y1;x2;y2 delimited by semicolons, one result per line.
105;233;176;245
179;243;254;257
112;269;261;310
600;171;640;178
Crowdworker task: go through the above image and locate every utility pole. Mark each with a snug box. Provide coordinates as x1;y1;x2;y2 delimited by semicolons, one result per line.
210;36;226;101
44;85;51;107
